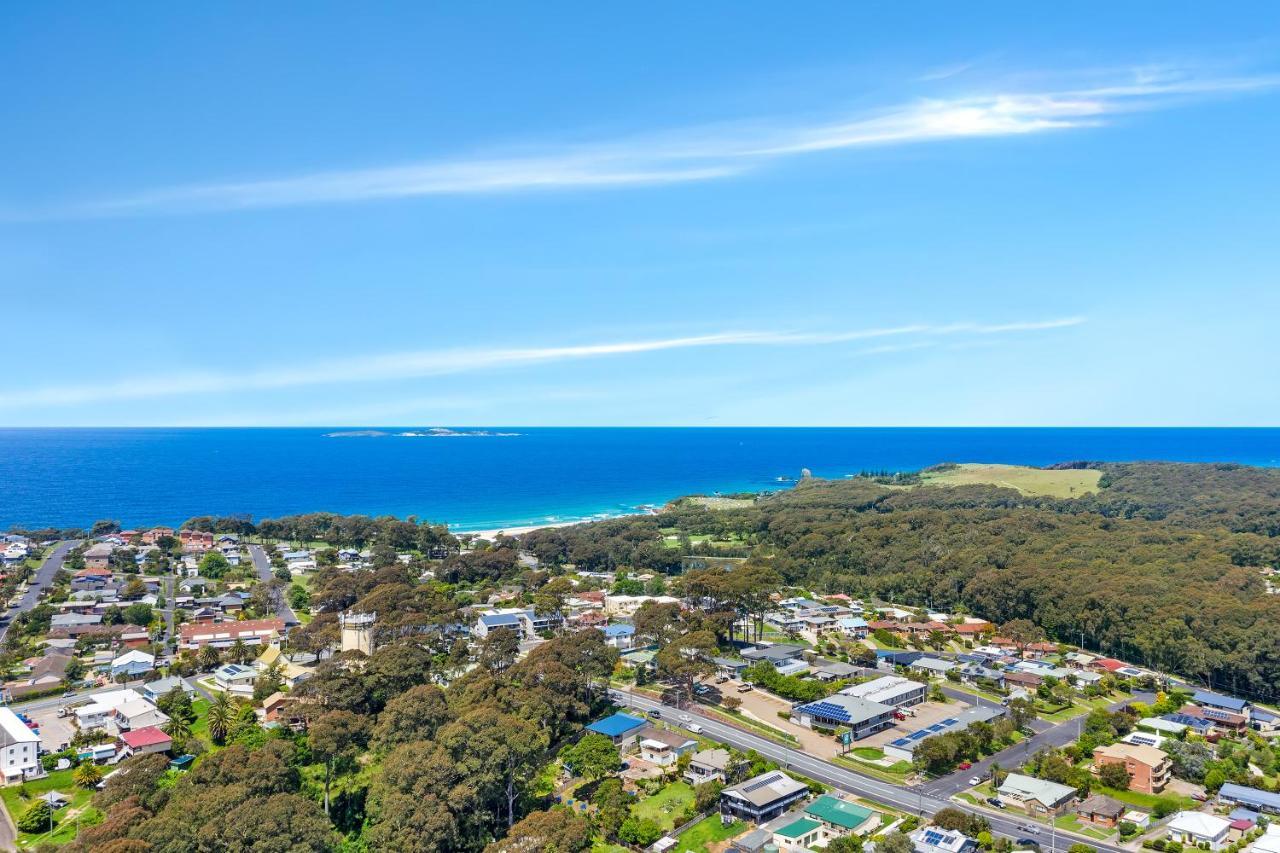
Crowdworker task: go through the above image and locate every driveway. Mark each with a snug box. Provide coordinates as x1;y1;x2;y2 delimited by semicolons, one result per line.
247;545;299;627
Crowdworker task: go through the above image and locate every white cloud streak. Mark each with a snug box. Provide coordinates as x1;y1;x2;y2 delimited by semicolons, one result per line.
19;67;1277;219
0;317;1084;410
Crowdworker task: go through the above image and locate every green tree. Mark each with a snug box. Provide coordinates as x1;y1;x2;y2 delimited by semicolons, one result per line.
199;550;231;578
309;709;370;815
16;800;55;833
559;733;621;781
64;657;85;683
479;627;522;673
197;644;222;671
826;838;864;853
207;692;234;744
618;816;662;846
877;832;915;853
1098;761;1131;790
74;761;104;788
484;808;592;853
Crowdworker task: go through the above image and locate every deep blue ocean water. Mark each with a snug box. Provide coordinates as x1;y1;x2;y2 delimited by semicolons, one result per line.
1;427;1278;531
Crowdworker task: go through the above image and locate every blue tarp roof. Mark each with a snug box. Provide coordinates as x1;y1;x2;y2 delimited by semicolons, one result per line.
586;712;647;738
1194;690;1249;712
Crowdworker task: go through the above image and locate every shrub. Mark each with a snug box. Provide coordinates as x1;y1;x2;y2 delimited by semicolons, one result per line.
16;800;55;833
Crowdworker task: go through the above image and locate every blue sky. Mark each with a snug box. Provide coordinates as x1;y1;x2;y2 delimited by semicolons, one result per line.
3;2;1279;426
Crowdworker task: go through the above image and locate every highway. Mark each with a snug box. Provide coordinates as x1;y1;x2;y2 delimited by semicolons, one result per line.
0;540;79;643
612;689;1123;853
248;544;300;627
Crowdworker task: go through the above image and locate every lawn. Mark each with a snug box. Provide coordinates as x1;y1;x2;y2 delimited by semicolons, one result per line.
851;747;884;760
919;463;1103;498
591;843;630;853
633;781;694;831
1094;784;1194;812
1;768;98;847
675;816;745;852
1054;813;1113;840
833;754;913;783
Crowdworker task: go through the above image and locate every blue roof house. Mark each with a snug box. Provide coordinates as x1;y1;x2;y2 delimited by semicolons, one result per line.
1218;783;1280;815
601;623;636;650
585;712;647;744
1193;690;1250;714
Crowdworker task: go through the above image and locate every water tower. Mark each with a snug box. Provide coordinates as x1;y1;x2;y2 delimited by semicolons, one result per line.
340;611;376;655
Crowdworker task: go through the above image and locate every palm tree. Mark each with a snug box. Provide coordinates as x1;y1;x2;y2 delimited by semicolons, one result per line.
73;762;103;789
165;713;193;743
207;692;233;744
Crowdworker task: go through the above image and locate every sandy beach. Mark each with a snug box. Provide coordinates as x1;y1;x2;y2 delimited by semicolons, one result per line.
450;519;587;539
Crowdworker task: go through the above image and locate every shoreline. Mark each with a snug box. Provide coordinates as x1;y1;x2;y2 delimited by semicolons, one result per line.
449;519;590;539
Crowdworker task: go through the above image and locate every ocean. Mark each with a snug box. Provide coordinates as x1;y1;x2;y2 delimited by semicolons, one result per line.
1;427;1278;531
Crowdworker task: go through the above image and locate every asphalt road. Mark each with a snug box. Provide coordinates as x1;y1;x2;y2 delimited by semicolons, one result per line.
921;691;1156;798
248;544;300;627
0;540;79;643
612;688;1124;853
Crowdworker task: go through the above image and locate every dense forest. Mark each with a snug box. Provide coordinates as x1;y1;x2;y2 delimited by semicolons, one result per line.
524;462;1280;701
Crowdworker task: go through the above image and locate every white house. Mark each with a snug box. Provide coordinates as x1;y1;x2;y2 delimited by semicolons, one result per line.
1167;812;1231;851
0;707;41;784
113;699;170;732
74;688;144;732
213;663;259;696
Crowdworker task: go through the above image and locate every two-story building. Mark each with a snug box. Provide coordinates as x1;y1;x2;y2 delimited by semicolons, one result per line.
1092;743;1171;794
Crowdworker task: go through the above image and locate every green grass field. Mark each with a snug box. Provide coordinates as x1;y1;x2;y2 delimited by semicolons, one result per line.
632;781;694;830
919;464;1103;498
1;768;99;847
1054;813;1113;840
675;816;745;852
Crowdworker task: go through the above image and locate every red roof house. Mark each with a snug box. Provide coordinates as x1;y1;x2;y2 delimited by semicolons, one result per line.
118;726;173;756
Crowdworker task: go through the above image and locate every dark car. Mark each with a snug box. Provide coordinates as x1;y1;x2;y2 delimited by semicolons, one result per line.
1014;839;1039;850
986;797;1004;809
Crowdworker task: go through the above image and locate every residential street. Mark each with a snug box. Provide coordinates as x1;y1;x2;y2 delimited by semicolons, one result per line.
612;689;1124;853
0;540;79;644
920;690;1156;798
248;544;300;627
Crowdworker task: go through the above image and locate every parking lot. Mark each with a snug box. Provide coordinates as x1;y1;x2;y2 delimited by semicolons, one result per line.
856;699;963;749
30;706;76;753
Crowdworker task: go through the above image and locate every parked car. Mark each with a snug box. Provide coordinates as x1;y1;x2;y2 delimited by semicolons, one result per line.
958;761;972;770
968;776;982;786
986;797;1004;809
736;684;753;693
679;713;692;722
688;724;704;734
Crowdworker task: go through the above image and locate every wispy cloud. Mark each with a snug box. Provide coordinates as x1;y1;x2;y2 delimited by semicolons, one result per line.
16;66;1276;219
0;317;1084;410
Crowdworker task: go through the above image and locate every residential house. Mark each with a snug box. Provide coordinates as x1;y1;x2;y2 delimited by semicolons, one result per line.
584;712;648;745
804;794;878;837
602;594;681;617
685;748;732;785
142;527;174;545
113;699;170;732
110;650;155;679
1003;671;1044;691
0;707;41;783
71;567;113;591
83;543;115;569
741;643;808;666
117;726;172;758
837;617;869;639
140;676;194;704
959;663;1006;690
1161;712;1215;737
1194;690;1251;720
1167;812;1231;850
179;530;214;550
772;816;825;852
635;727;696;766
875;650;923;669
601;623;635;650
910;658;957;678
996;774;1078;817
792;695;895;740
214;663;259;696
812;661;860;681
719;770;809;825
2;652;72;701
1251;708;1280;735
1250;824;1280;853
910;826;978;853
1092;743;1171;794
1180;704;1249;734
1076;794;1127;828
1219;783;1280;816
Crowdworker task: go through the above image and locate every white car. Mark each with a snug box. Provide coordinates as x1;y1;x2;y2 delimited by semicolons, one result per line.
679;713;692;723
968;776;982;786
